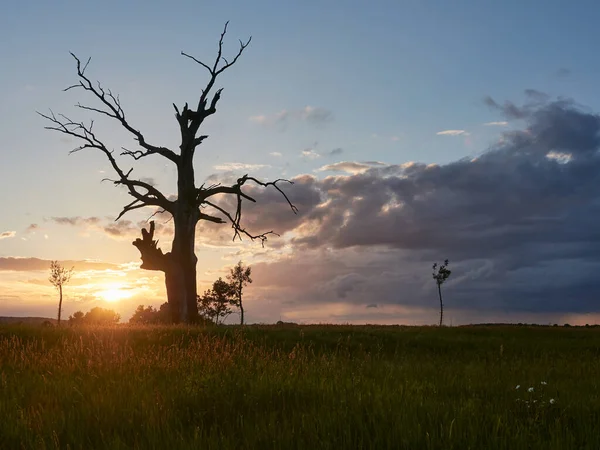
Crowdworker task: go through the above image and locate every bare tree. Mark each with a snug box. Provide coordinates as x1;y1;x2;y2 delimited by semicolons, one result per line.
49;261;73;326
39;23;297;323
432;259;452;327
227;260;252;325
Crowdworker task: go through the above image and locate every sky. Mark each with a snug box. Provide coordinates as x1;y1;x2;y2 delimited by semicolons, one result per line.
2;0;600;325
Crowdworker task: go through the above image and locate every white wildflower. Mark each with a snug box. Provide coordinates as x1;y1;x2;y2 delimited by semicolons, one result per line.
541;381;547;385
515;385;520;390
549;398;556;404
528;387;534;393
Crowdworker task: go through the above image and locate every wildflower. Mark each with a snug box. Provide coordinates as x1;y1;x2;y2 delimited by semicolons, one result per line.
541;381;547;385
549;398;556;404
528;387;534;393
515;385;520;390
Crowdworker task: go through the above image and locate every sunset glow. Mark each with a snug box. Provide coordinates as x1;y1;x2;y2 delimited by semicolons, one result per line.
95;284;134;303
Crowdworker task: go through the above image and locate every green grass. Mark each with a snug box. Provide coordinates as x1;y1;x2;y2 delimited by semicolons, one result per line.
0;324;599;449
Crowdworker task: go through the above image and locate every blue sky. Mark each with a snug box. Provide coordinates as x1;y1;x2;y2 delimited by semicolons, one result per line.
2;1;600;324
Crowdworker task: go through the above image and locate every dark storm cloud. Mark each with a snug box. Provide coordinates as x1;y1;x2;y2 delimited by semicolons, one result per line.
247;96;600;316
196;174;322;244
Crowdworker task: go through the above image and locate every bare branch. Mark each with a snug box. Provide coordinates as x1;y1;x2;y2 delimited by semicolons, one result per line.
196;174;296;246
38;109;174;218
180;22;252;131
64;53;179;164
204;200;278;246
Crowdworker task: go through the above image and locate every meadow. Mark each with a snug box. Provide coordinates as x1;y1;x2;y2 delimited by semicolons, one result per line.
0;324;598;449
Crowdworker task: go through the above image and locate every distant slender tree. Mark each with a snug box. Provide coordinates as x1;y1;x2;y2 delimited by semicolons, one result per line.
227;261;252;325
49;261;73;326
39;22;297;324
432;259;452;327
198;278;235;325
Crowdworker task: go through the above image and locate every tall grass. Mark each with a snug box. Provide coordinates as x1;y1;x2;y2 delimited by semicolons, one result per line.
0;324;598;449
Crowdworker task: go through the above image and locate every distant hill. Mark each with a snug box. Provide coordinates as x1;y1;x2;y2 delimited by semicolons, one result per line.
0;317;57;325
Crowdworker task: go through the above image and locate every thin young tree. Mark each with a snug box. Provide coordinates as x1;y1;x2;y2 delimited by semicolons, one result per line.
432;259;451;327
39;23;297;323
49;261;73;326
227;260;252;325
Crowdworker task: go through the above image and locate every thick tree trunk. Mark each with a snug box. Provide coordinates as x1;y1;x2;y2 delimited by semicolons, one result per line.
57;285;63;326
170;213;199;323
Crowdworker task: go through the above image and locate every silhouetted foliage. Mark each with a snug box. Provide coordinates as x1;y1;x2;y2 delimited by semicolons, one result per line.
68;311;85;325
129;302;172;324
83;307;120;324
227;261;252;325
432;259;452;327
197;278;236;325
48;261;73;326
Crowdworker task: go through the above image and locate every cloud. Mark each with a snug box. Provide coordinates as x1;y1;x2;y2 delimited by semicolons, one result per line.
249;106;333;128
25;224;38;233
436;130;470;136
48;215;173;241
301;149;321;160
49;216;102;226
0;257;120;272
0;231;16;240
329;148;344;156
238;95;600;320
483;121;509;126
556;68;571;78
483;89;550;120
139;177;156;186
214;163;271;171
317;161;386;174
269;152;283;157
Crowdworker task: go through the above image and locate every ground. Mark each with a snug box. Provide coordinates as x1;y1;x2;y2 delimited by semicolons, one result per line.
0;324;598;449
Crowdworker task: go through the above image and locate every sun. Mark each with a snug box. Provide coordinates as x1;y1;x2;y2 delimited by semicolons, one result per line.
96;284;134;303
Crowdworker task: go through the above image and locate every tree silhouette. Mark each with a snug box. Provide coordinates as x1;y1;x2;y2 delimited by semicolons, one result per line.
39;23;297;323
68;311;85;325
198;278;235;325
432;259;451;327
129;302;172;324
227;261;252;325
48;261;73;326
84;307;120;324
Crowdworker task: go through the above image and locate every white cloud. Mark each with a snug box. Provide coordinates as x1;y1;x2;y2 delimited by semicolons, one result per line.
0;231;16;240
249;115;269;125
269;152;283;157
436;130;470;136
483;121;509;126
317;161;386;174
301;149;321;160
214;163;271;171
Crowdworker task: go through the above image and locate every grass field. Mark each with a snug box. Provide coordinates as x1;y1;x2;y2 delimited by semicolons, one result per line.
0;324;599;449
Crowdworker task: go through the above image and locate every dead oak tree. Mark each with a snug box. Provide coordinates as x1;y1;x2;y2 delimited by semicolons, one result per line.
39;23;297;323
